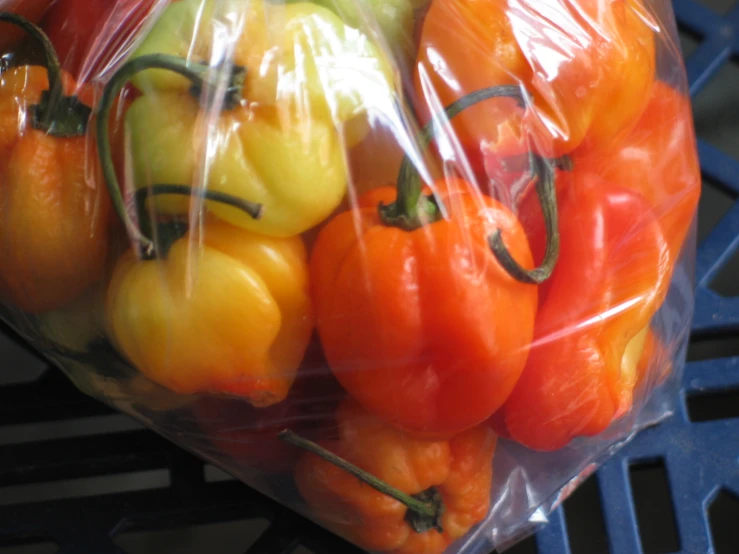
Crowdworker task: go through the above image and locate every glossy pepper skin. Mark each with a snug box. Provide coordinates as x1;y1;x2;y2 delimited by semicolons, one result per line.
133;0;394;123
0;60;109;313
106;221;314;407
414;0;656;157
311;0;429;63
498;174;671;450
311;179;537;437
573;81;701;268
41;0;161;82
294;399;497;554
126;93;348;238
119;0;398;237
0;0;54;52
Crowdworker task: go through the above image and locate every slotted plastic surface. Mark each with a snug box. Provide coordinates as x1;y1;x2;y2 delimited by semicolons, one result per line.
1;1;738;553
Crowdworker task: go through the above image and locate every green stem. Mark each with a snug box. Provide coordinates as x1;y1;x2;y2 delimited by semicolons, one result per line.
502;153;572;173
399;85;525;190
135;185;263;220
0;13;61;104
384;84;560;284
490;153;560;284
381;85;524;230
0;12;90;136
279;430;440;522
96;54;250;256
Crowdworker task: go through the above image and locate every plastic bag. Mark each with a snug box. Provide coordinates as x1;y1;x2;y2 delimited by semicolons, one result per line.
0;0;700;551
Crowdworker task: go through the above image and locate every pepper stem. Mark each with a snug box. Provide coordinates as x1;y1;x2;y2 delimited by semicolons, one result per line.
0;12;90;136
380;85;524;231
96;54;253;256
383;84;560;283
135;185;263;220
491;152;560;284
279;430;443;531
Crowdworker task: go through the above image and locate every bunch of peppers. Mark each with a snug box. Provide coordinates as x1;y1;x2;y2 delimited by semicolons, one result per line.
0;0;700;552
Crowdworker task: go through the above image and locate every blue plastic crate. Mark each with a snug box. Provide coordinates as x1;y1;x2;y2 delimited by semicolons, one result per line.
534;1;739;552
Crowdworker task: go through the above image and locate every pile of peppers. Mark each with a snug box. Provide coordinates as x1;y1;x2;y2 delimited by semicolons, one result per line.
0;0;700;552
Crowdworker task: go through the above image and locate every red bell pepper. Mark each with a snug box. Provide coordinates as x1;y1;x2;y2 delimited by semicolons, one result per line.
572;81;701;269
41;0;161;82
497;171;671;450
0;0;54;53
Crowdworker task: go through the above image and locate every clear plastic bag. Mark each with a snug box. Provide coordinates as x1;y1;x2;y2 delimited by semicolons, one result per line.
0;0;700;552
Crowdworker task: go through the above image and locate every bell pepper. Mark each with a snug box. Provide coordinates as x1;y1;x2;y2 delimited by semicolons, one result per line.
310;87;557;436
0;0;54;53
41;0;162;82
105;217;314;406
414;0;656;158
107;0;397;238
635;328;673;391
498;171;671;451
572;81;701;268
131;0;395;143
0;13;109;314
193;339;344;473
310;0;429;63
286;398;497;554
96;46;316;407
124;88;348;239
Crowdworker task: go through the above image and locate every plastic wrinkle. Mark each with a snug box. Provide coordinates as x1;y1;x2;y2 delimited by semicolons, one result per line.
0;0;698;552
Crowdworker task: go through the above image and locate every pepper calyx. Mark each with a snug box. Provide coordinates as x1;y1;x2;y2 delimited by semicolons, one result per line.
30;90;92;137
188;63;247;111
140;220;189;261
404;487;445;534
0;12;90;138
97;57;262;256
279;429;440;525
378;193;442;231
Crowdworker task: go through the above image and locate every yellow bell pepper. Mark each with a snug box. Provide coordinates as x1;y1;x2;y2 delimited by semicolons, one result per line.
106;220;314;407
111;0;404;237
97;0;399;238
132;0;396;137
126;93;348;238
310;0;430;63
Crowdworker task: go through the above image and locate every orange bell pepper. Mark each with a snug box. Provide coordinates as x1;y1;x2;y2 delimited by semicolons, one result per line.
311;87;561;437
414;0;656;157
311;178;537;437
0;14;109;313
311;176;537;437
498;172;671;450
287;398;497;554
